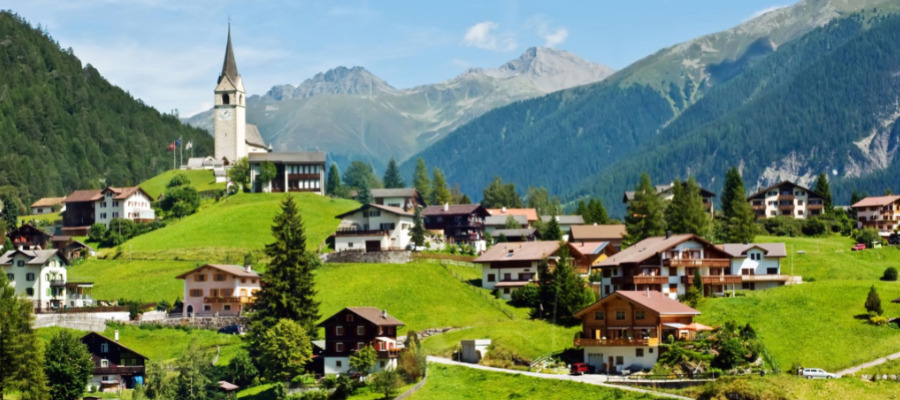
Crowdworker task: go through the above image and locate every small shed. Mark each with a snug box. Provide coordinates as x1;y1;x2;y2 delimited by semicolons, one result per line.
459;339;491;363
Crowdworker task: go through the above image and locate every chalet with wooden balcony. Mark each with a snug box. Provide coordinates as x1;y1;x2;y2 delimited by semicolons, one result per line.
371;188;425;211
248;152;326;195
851;195;900;236
6;223;52;250
1;249;72;311
334;204;414;252
595;234;738;298
747;181;826;219
574;290;701;374
422;204;489;249
318;307;404;375
624;182;716;217
81;331;148;392
474;241;560;299
176;264;260;317
718;243;799;290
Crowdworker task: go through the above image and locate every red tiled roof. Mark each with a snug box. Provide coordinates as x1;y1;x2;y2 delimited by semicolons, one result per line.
570;224;626;241
64;189;103;203
851;195;900;208
487;208;539;222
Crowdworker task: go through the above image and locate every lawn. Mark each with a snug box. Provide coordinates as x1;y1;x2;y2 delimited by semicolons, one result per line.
122;192;358;262
18;211;62;225
674;375;900;400
857;357;900;377
756;234;900;281
420;320;580;363
67;259;198;302
409;364;664;400
695;279;900;372
139;169;225;199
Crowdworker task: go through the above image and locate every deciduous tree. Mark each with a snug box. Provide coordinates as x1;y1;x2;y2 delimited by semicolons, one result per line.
227;157;251;192
482;177;523;209
44;330;93;400
342;161;381;191
257;161;277;188
349;345;377;377
0;273;48;400
257;319;312;382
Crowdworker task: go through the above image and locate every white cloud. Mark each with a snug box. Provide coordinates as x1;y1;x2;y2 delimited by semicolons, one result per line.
463;21;516;51
744;4;789;22
526;15;568;48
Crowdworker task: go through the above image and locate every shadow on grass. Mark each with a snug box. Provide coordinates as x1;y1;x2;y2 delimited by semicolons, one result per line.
239;386;277;400
854;313;871;320
467;278;482;286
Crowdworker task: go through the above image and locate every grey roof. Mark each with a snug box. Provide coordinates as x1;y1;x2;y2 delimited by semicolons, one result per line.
371;188;417;198
219;26;239;85
490;228;536;238
335;203;413;219
718;243;787;258
248;152;326;164
624;183;716;201
245;124;266;148
0;249;64;266
485;215;528;226
539;215;585;225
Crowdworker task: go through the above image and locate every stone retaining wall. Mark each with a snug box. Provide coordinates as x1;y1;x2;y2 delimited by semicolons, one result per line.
33;312;131;331
322;250;412;264
132;316;248;330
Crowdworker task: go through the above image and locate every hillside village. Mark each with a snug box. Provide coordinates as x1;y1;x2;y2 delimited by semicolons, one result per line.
4;4;900;400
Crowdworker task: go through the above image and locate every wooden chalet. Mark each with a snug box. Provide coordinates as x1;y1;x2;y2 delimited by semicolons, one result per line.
81;331;148;392
318;307;404;375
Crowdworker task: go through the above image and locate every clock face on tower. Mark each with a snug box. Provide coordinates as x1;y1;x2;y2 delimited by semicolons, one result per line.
217;108;233;121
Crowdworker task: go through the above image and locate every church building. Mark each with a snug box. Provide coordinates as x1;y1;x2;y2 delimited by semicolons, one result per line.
213;27;326;195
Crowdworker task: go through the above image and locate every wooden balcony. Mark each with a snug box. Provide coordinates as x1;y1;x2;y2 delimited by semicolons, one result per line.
93;365;145;375
807;204;824;210
632;275;668;285
778;194;795;201
741;274;791;282
574;337;660;347
335;228;390;236
664;258;730;268
377;349;401;358
701;275;742;284
287;173;320;180
203;296;254;304
779;204;794;210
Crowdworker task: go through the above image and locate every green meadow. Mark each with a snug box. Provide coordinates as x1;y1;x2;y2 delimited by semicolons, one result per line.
139;169;225;199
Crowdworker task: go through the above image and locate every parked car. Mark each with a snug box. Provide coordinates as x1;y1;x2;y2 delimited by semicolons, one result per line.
851;243;867;251
800;368;836;379
217;324;243;335
570;362;589;375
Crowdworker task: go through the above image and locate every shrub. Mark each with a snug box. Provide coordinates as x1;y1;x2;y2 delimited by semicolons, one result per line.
762;217;802;237
88;223;107;242
167;173;191;188
509;283;540;307
870;315;889;326
854;228;883;248
865;285;883;315
883;267;898;281
801;218;828;236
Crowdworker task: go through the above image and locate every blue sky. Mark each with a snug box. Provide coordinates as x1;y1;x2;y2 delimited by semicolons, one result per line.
9;0;794;116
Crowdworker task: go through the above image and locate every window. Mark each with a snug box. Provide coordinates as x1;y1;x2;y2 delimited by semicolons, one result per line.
356;342;363;351
203;305;211;311
189;289;202;297
195;274;206;282
616;356;624;365
113;201;119;207
336;326;344;336
222;289;232;297
346;314;354;322
348;242;354;248
357;325;365;336
223;94;230;104
742;282;755;290
26;273;35;281
223;305;231;311
669;284;678;293
101;202;107;208
594;312;604;321
502;288;510;294
636;348;644;357
210;289;219;297
336;342;345;352
6;273;12;281
487;274;495;282
636;310;645;320
767;267;778;274
615;311;626;320
26;288;34;296
16;260;24;267
100;343;109;353
214;274;226;281
336;360;343;368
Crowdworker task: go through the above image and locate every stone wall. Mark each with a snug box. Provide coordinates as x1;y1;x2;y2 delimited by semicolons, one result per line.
33;312;131;331
132;316;248;330
322;250;412;264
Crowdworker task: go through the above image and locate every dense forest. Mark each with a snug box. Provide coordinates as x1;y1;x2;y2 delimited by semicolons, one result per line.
406;10;900;217
0;11;213;206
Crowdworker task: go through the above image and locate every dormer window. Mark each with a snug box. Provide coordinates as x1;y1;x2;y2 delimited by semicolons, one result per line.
100;342;109;353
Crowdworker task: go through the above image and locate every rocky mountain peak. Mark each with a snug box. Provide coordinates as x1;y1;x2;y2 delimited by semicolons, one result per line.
490;46;616;91
261;66;400;101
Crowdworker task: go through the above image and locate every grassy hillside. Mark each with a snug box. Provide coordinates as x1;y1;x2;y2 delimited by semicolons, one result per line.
67;259;198;301
755;234;900;281
122;193;358;262
676;375;900;400
139;169;225;199
410;364;663;400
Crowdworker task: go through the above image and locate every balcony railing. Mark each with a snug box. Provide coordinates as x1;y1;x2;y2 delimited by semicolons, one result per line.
778;195;795;201
377;349;401;358
632;275;669;285
574;337;660;347
93;365;145;375
49;279;66;287
741;274;791;282
807;204;824;210
203;296;254;304
664;258;730;268
779;204;794;210
335;228;390;236
701;275;742;284
751;205;766;211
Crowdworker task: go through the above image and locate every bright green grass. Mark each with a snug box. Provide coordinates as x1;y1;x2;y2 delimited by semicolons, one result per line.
36;324;244;365
409;364;663;400
858;357;900;376
18;212;62;225
67;259;198;301
122;193;358;262
696;280;900;371
420;321;579;362
755;235;900;281
674;375;900;400
316;262;513;334
235;382;416;400
140;169;225;199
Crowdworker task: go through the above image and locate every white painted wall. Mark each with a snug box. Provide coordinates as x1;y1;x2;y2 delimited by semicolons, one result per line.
582;345;659;373
335;210;413;252
729;250;781;275
94;191;154;226
3;253;67;309
324;356;351;375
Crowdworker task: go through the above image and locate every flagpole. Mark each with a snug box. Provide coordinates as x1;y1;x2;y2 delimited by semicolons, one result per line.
180;138;183;169
172;141;176;170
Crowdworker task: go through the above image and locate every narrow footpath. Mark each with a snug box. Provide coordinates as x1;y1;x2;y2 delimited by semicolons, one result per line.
427;356;693;400
835;350;900;377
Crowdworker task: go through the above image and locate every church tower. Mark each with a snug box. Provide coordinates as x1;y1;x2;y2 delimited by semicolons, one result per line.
214;25;247;164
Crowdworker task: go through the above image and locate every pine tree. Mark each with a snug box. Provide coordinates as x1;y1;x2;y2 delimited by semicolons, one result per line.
383;158;406;189
413;158;431;205
44;331;93;400
326;163;342;196
814;173;834;216
624;173;666;245
721;167;743;219
410;207;426;248
459;194;472;204
248;196;321;363
865;285;883;315
576;200;589;223
588;198;609;225
682;177;710;236
0;273;48;400
483;177;524;209
430;168;451;205
721;168;756;243
356;180;373;205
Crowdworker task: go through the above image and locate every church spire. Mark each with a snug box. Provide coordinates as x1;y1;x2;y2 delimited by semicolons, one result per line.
219;23;239;84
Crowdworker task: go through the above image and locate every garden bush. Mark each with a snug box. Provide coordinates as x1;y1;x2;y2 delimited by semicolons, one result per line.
883;267;898;281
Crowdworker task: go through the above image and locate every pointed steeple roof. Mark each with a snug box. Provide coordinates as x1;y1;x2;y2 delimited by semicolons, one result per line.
218;24;239;85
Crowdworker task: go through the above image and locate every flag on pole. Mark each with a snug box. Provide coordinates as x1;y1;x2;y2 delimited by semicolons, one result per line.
185;140;193;150
175;137;182;147
168;141;176;151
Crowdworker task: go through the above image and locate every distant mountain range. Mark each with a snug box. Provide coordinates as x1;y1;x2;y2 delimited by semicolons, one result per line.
184;47;614;169
404;0;900;216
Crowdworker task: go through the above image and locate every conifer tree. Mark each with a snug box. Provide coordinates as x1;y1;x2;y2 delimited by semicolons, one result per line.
588;198;609;225
666;178;709;236
0;273;48;400
410;207;426;248
576;200;588;222
248;196;321;363
814;173;833;216
430;168;451;205
865;285;883;315
721;168;755;243
624;173;666;245
542;217;563;241
721;167;743;219
413;158;431;205
382;158;406;189
459;194;472;204
326;163;342;196
356;180;373;205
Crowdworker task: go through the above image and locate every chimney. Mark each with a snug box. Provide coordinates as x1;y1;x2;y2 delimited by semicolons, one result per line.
645;287;650;297
382;310;387;319
502;207;507;213
443;203;449;211
114;330;119;342
245;264;252;273
665;230;672;239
